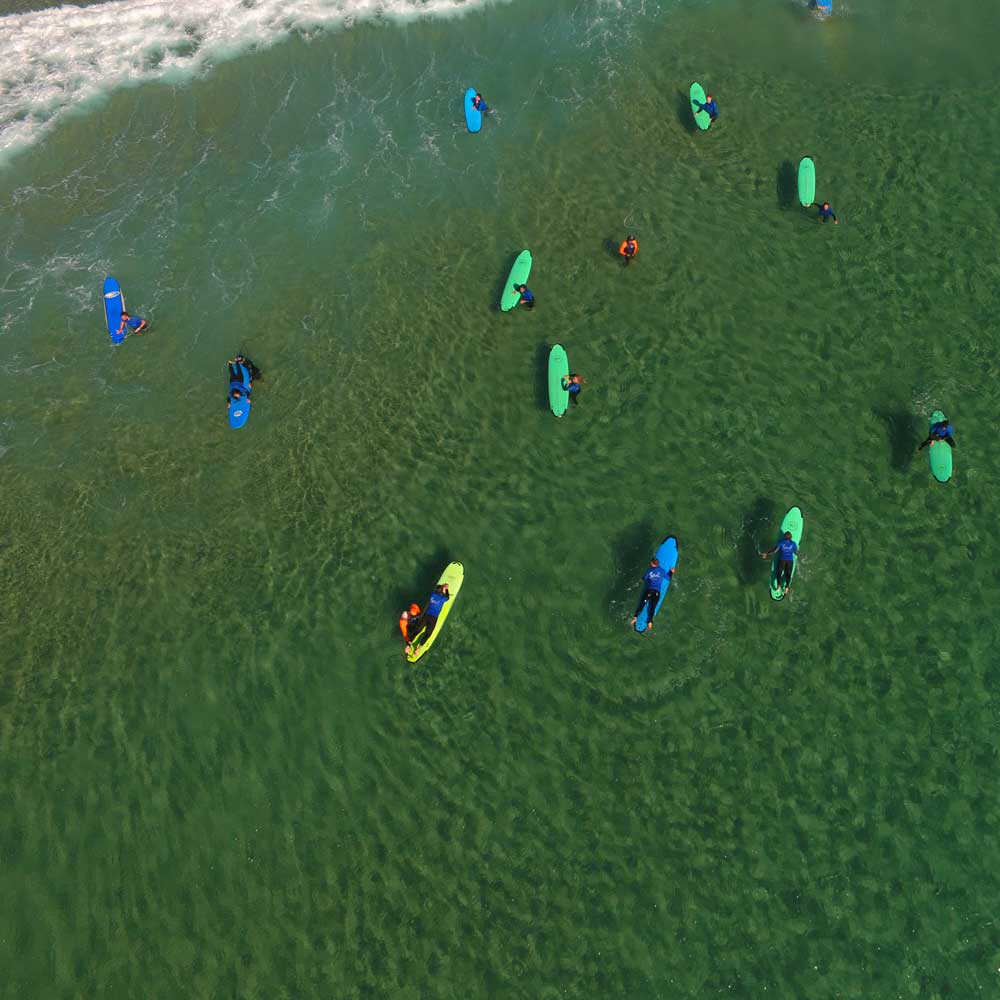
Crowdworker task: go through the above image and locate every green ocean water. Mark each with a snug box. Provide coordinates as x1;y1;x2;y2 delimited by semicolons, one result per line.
2;0;1000;996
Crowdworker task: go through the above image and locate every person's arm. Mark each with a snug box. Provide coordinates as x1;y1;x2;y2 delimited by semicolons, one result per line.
760;548;774;559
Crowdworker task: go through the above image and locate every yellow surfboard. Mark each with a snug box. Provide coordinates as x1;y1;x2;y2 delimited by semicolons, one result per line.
406;562;464;663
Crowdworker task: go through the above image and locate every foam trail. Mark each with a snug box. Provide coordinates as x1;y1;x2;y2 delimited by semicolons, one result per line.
0;0;501;163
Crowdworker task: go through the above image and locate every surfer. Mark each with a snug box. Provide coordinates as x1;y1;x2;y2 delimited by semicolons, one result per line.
630;557;673;632
619;236;639;266
761;532;798;596
693;93;718;122
819;202;839;224
562;373;587;405
116;311;147;337
406;584;450;655
514;283;535;309
399;603;422;644
472;93;490;114
918;417;956;451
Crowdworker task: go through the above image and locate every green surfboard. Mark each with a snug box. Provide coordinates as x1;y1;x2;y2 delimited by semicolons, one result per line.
928;410;953;484
769;506;803;602
689;82;711;131
797;156;816;207
406;561;464;663
548;345;570;417
500;250;533;312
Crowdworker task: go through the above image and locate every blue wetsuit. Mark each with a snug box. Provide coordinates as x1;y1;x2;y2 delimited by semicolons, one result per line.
565;376;583;405
227;362;251;404
819;204;838;223
413;589;450;644
920;421;955;449
634;565;671;621
775;538;797;587
518;286;535;308
473;96;489;113
696;98;718;121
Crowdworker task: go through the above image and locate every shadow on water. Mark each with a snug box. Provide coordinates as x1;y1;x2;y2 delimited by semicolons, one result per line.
875;407;919;471
603;237;624;264
676;90;696;135
535;341;550;412
776;159;797;209
606;517;657;618
737;496;777;585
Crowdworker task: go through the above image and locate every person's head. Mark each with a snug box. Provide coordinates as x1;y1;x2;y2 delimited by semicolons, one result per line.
476;92;483;99
121;311;130;319
650;557;660;568
706;93;713;102
435;584;446;594
784;531;792;540
822;202;830;210
232;388;242;399
409;603;420;616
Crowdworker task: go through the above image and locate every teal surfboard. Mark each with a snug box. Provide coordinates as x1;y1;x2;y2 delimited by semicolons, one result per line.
797;156;816;207
548;345;570;416
690;82;711;131
769;506;803;601
928;410;953;483
500;250;532;312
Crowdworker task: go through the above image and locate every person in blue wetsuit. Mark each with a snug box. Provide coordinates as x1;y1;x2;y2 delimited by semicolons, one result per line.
116;311;147;338
693;93;718;123
406;583;450;654
630;557;675;632
819;202;839;224
472;93;490;114
514;283;535;309
226;355;261;410
562;373;587;406
761;532;798;596
918;417;956;452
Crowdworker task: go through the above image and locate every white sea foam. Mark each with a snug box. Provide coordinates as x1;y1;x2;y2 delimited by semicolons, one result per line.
0;0;499;162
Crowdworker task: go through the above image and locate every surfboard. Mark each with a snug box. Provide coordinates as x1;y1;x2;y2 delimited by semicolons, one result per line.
690;82;711;131
769;506;803;602
228;363;252;430
928;410;953;483
814;0;832;14
103;276;126;344
406;561;465;663
464;88;482;133
500;250;532;312
797;156;816;207
634;536;679;633
548;345;570;417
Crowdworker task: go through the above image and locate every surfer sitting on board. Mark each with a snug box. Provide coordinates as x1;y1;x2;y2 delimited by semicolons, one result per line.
630;557;673;632
399;603;422;644
918;418;956;451
514;283;535;309
693;93;718;122
619;236;639;266
116;311;147;337
761;532;798;596
562;373;587;405
818;202;839;225
406;584;450;655
472;93;490;113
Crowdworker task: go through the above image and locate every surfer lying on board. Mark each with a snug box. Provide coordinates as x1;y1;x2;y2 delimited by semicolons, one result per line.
514;283;535;309
819;202;839;224
630;557;674;632
562;373;587;405
116;311;147;337
761;532;798;596
472;93;490;113
406;584;450;655
918;418;956;451
399;603;422;643
619;236;639;266
693;93;718;122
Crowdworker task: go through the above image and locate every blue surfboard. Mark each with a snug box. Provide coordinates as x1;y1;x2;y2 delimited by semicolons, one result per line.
228;363;252;430
634;535;679;633
464;87;482;133
103;276;126;344
813;0;832;13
